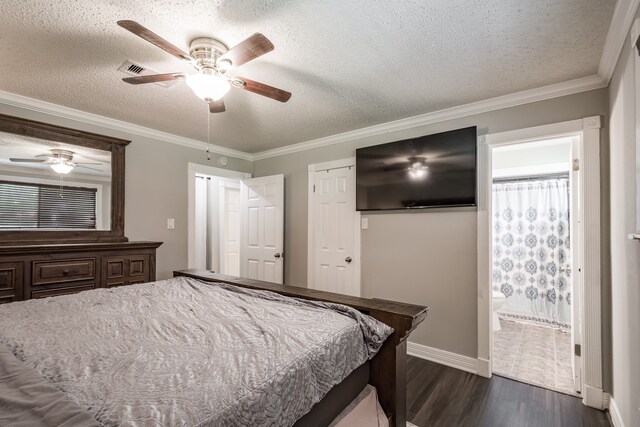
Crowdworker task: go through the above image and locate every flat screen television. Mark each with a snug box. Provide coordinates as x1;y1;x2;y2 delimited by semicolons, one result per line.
356;126;477;211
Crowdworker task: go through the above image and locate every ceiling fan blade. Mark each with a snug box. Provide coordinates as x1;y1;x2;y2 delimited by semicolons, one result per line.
122;73;186;85
74;162;103;166
117;20;193;63
208;98;226;113
10;158;47;163
235;77;291;102
75;165;103;172
218;33;274;69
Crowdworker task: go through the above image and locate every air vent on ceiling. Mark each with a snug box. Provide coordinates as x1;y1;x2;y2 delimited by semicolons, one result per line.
117;60;177;88
127;63;145;74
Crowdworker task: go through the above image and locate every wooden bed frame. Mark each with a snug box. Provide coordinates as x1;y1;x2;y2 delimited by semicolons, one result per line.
174;269;428;427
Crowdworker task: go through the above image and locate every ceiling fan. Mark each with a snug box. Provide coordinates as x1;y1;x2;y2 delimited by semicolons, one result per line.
117;20;292;113
10;149;102;174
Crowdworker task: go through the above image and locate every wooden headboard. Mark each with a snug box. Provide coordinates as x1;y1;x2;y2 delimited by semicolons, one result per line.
173;269;428;427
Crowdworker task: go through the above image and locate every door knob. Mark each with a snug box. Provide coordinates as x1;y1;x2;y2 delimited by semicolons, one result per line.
274;253;281;258
345;256;352;263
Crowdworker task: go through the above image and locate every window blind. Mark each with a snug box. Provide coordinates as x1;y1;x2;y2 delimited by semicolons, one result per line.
0;180;97;229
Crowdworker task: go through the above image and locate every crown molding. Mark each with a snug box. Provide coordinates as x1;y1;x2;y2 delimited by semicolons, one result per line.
252;75;606;161
0;90;253;161
598;0;640;84
0;73;608;164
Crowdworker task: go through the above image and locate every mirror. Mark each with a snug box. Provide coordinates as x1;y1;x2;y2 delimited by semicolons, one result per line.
0;114;129;245
0;134;112;230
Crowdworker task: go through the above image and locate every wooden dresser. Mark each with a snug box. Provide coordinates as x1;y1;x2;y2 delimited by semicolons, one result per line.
0;241;162;303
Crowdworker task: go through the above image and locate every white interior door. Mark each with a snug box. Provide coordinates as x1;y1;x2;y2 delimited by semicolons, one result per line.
219;181;241;276
311;166;359;296
241;174;284;284
570;136;583;393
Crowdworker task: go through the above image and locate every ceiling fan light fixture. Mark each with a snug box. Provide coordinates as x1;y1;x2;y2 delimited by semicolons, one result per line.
408;162;427;179
186;68;231;101
50;162;74;174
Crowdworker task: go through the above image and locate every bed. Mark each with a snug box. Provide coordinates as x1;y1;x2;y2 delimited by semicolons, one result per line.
0;270;427;426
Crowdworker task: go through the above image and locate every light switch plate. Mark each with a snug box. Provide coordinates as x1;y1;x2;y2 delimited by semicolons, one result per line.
167;218;175;230
361;218;368;229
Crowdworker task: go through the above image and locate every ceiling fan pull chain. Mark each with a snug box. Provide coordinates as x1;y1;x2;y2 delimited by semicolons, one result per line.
206;105;211;161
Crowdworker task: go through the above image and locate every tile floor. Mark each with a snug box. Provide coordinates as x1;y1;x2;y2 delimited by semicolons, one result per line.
493;318;576;395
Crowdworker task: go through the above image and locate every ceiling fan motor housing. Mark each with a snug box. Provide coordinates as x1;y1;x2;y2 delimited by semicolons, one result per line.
189;37;229;70
49;149;75;161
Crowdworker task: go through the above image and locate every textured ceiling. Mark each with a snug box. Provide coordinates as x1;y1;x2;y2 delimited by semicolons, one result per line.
0;0;616;153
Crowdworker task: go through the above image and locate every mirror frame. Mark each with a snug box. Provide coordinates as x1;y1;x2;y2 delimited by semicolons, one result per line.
0;113;130;245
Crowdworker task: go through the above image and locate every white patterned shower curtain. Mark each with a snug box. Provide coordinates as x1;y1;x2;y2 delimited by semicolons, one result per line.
492;177;571;330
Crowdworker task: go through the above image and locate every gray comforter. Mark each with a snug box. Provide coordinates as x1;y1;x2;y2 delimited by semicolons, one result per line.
0;276;393;426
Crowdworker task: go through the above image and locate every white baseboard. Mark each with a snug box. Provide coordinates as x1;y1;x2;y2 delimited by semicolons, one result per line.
407;342;478;374
609;397;625;427
477;357;491;378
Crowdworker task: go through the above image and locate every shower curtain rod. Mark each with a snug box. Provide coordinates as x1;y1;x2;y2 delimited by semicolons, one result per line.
493;172;569;183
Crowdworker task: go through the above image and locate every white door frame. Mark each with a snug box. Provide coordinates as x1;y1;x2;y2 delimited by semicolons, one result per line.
307;157;361;295
187;162;250;269
477;117;605;409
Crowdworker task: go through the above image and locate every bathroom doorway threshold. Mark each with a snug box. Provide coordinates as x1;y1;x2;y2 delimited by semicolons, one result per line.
493;372;580;398
493;319;578;397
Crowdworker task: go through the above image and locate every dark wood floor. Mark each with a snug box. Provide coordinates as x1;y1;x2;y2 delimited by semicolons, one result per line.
406;356;610;427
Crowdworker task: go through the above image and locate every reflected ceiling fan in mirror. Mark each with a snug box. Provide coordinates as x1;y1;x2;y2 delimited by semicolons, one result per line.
117;20;292;113
10;149;102;174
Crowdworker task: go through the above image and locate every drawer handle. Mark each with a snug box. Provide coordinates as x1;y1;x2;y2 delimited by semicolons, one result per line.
62;269;71;275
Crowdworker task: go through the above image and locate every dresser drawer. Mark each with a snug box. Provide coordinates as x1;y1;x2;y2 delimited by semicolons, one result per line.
31;283;96;299
33;258;95;285
0;262;23;292
0;262;24;302
102;255;150;288
0;295;16;304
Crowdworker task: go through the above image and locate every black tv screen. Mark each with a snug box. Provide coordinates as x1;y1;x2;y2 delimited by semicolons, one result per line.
356;126;477;211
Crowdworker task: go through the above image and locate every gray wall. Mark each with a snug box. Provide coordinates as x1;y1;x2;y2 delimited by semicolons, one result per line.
125;137;250;279
253;88;609;358
0;102;252;280
607;14;640;427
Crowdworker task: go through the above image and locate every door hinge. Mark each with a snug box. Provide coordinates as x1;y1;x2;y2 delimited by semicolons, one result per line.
313;185;316;193
575;344;581;357
572;159;579;171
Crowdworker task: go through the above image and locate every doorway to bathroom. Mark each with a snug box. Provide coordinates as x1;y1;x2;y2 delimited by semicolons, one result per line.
490;136;579;396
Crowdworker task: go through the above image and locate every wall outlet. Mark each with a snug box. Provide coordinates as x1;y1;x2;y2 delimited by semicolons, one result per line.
167;218;175;230
361;217;368;229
